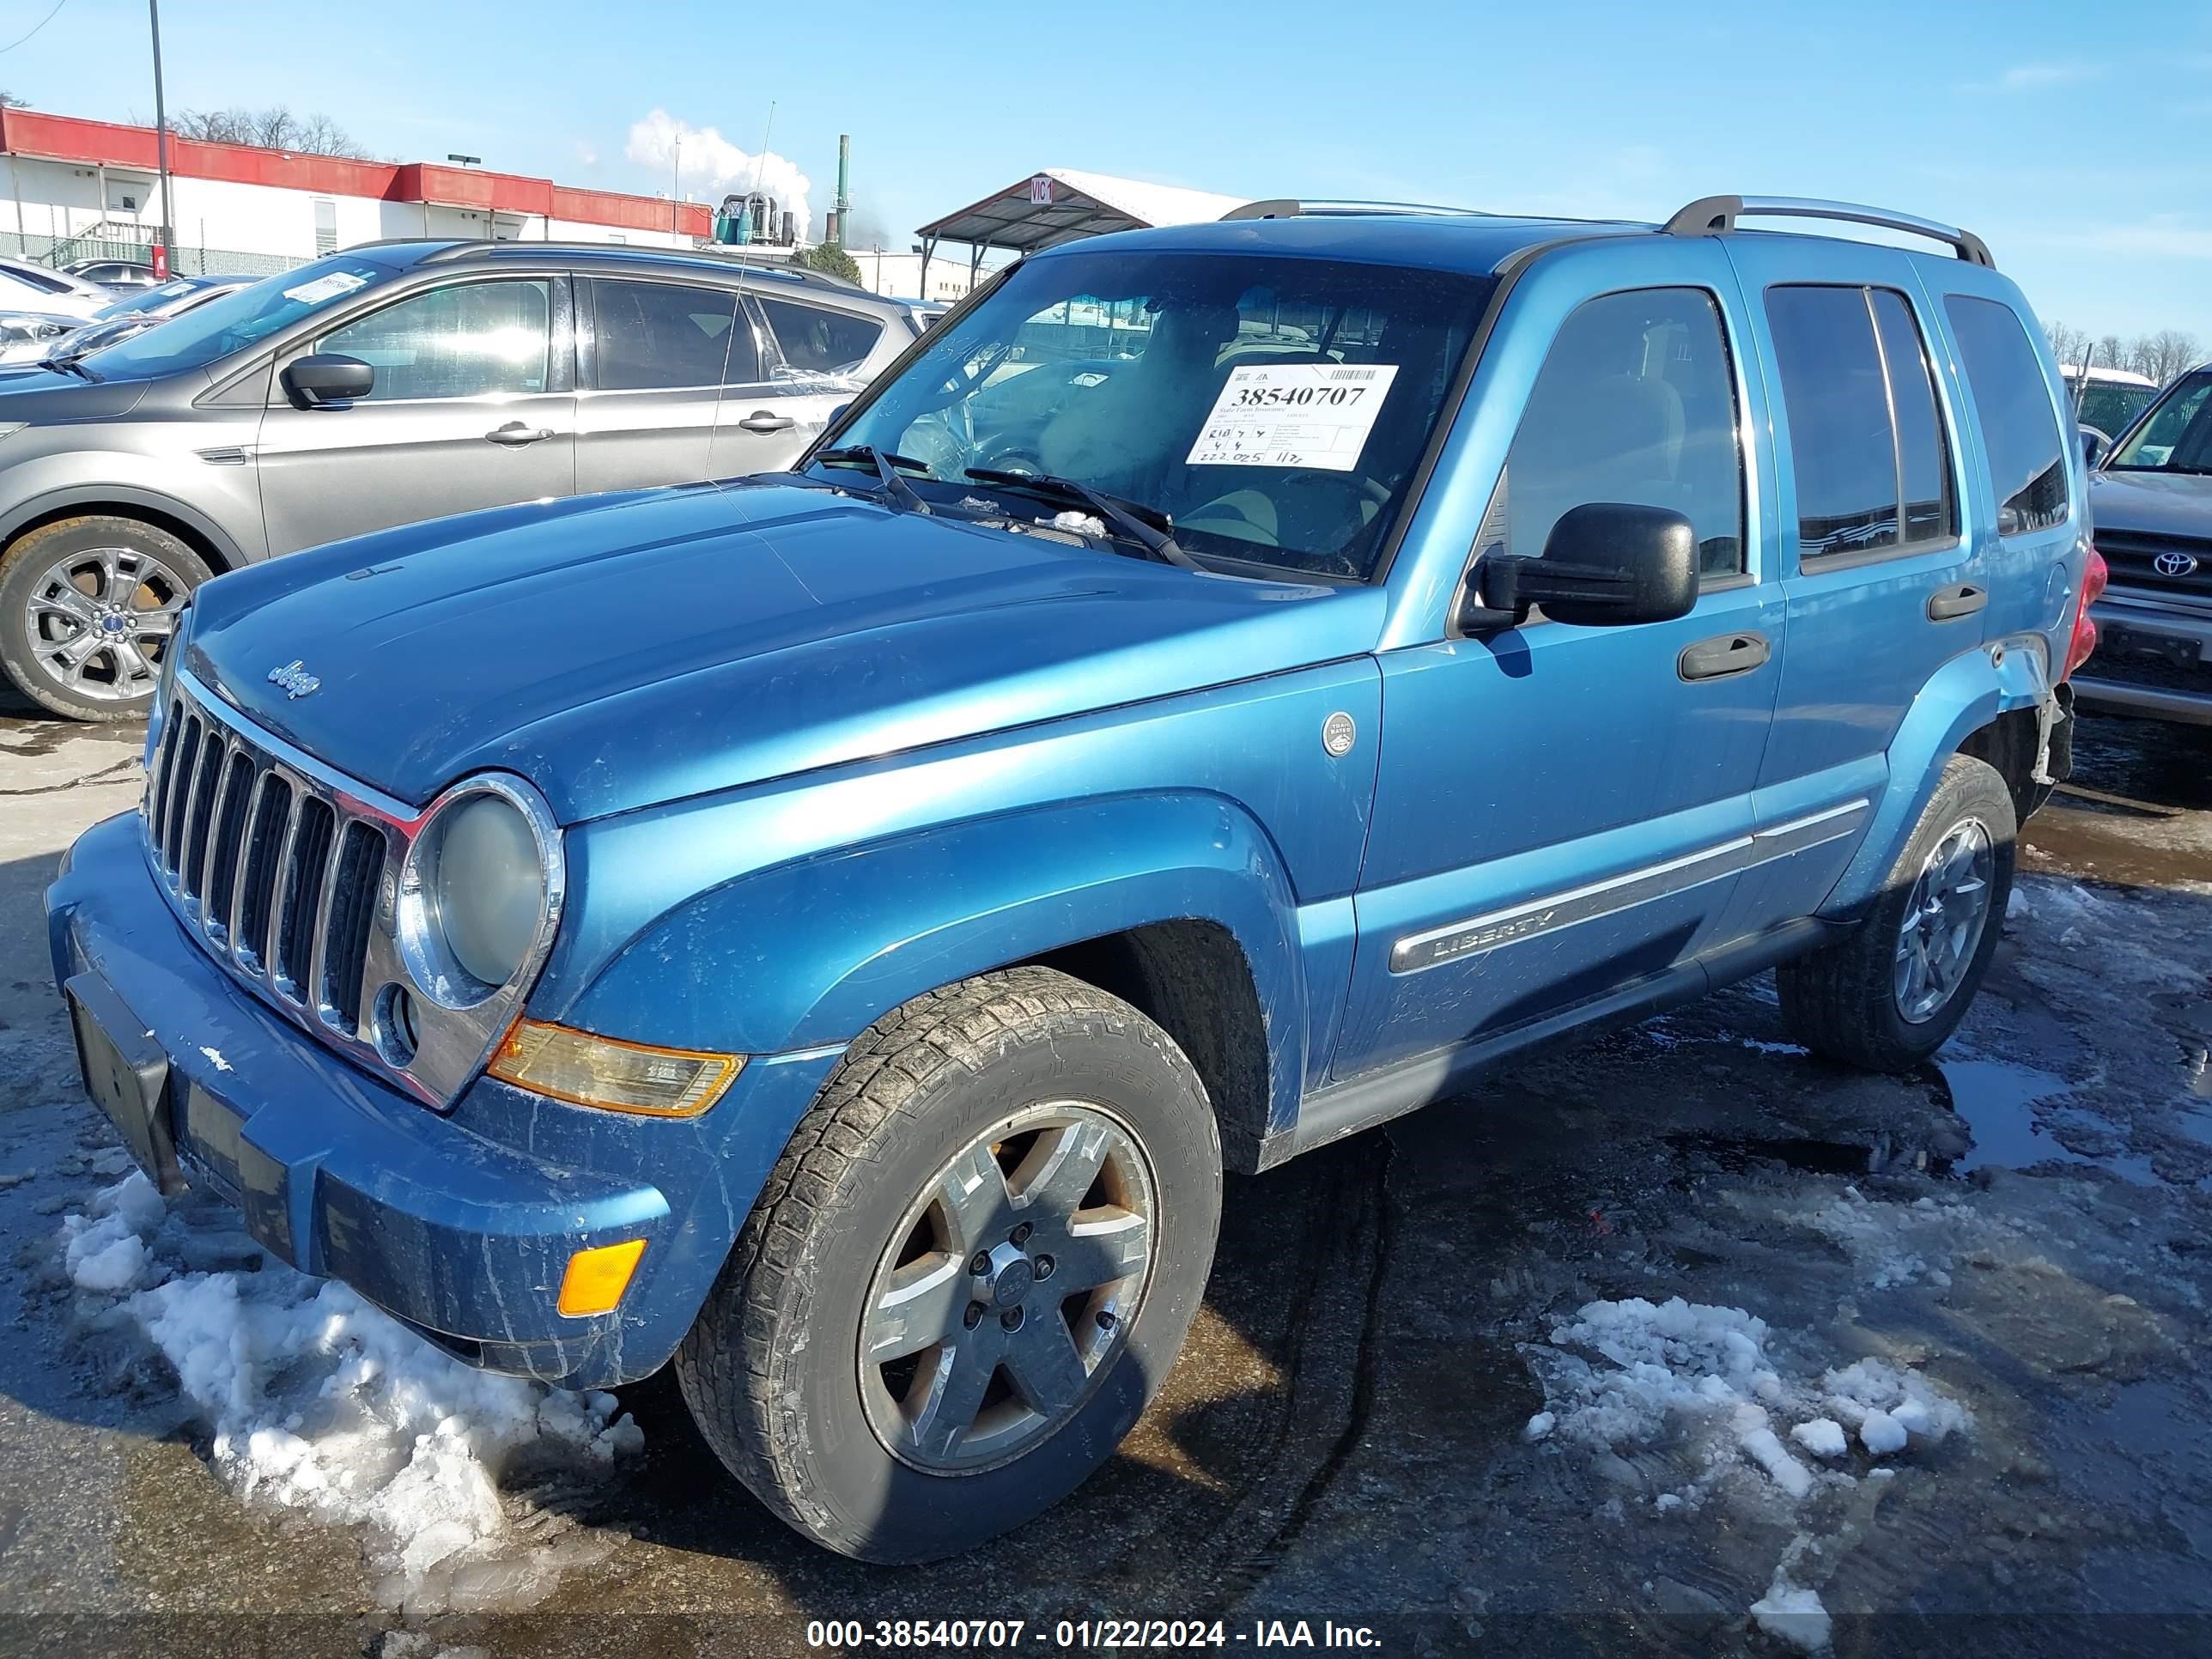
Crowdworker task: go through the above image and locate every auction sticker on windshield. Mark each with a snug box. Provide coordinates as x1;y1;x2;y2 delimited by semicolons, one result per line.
1187;363;1399;471
282;270;368;306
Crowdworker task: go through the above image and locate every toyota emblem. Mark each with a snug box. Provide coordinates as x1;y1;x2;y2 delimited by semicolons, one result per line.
2153;550;2199;579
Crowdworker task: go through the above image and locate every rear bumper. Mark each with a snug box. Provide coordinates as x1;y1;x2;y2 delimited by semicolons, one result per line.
46;811;841;1388
2075;595;2212;724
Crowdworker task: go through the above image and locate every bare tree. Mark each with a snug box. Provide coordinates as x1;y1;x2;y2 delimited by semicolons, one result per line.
2045;322;2092;372
2133;329;2202;386
2096;333;2126;373
173;105;370;160
0;91;26;110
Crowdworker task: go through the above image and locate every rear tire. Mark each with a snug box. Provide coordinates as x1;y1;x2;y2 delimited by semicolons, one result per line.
675;966;1222;1563
0;515;210;721
1778;754;2016;1071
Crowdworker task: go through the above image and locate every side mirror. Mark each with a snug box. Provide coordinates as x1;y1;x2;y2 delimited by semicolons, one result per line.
1465;502;1699;629
2078;425;2109;469
282;352;374;408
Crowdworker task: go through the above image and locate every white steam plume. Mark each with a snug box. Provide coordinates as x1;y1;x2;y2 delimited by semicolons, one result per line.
624;108;814;240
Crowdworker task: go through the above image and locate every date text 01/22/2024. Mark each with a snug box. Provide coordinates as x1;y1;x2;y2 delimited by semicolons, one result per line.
804;1619;1385;1649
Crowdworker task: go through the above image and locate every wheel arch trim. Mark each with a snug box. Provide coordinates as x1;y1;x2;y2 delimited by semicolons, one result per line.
1820;640;2051;918
550;790;1312;1141
0;483;252;572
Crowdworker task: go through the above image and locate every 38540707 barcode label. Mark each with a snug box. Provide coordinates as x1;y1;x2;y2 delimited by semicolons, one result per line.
1184;362;1401;472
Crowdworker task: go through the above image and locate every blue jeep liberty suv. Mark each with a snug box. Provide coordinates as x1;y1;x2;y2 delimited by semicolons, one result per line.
47;194;2095;1562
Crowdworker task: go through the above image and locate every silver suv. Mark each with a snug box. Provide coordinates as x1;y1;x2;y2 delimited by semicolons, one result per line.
0;241;925;719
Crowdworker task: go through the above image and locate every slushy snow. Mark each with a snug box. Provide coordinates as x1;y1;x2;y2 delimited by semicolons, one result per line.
1526;1297;1971;1486
58;1174;644;1613
1790;1418;1849;1459
1749;1574;1832;1653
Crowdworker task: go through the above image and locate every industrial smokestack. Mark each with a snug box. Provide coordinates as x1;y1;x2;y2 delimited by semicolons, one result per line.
835;134;851;247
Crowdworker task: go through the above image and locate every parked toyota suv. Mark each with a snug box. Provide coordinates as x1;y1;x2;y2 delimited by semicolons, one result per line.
0;241;923;719
2077;363;2212;725
49;195;2093;1564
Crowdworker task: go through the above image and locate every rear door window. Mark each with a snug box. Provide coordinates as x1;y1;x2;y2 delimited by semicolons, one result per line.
1765;285;1956;562
757;297;884;377
1942;295;2068;536
589;278;738;391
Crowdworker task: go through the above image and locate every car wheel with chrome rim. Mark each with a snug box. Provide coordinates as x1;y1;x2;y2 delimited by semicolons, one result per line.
1777;752;2017;1071
0;514;210;721
675;966;1220;1563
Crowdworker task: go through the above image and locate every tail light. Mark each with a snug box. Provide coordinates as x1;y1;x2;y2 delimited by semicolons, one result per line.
2063;545;2108;678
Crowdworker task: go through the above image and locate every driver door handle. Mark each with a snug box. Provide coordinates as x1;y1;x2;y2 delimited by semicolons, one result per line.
485;422;554;446
1677;630;1771;682
1926;582;1988;622
736;409;796;434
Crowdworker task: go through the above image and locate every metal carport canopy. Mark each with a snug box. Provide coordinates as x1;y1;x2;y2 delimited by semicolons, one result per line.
915;167;1249;287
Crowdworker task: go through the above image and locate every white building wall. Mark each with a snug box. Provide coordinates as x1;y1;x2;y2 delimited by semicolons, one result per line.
0;155;698;258
848;248;976;303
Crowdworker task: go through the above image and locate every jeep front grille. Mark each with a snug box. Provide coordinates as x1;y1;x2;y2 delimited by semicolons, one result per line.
142;676;401;1061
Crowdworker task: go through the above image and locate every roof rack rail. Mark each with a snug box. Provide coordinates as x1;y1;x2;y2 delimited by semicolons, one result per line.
1222;198;1493;222
1662;195;1994;268
416;240;866;289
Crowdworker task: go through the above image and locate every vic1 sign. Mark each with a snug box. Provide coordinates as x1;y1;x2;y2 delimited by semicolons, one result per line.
1028;174;1054;205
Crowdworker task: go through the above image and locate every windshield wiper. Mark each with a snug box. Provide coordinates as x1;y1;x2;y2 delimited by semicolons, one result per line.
965;468;1200;569
38;355;97;381
815;445;932;514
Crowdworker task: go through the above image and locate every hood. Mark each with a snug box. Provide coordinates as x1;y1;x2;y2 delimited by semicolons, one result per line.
187;480;1383;821
0;368;152;414
2089;469;2212;541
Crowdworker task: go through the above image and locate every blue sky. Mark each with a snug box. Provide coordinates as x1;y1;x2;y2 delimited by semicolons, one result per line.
5;0;2207;342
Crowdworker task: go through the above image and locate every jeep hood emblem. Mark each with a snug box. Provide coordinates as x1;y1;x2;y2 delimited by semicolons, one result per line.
267;659;321;700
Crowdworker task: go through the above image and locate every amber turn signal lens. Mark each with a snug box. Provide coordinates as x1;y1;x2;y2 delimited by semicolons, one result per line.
557;1238;647;1317
488;1020;744;1115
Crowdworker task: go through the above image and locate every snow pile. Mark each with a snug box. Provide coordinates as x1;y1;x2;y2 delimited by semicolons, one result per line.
1820;1358;1972;1454
1782;1186;2020;1291
1749;1571;1832;1653
58;1175;644;1613
1523;1297;1970;1502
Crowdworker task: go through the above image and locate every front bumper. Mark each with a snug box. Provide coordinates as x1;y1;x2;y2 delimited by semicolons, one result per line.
46;811;841;1388
2074;595;2212;725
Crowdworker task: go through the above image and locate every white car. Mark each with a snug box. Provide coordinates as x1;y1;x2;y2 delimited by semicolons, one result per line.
0;275;253;365
0;258;108;321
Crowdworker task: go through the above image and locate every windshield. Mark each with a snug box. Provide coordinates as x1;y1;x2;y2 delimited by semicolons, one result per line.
91;278;204;323
2107;370;2212;471
78;255;392;380
826;249;1492;579
2076;381;2158;443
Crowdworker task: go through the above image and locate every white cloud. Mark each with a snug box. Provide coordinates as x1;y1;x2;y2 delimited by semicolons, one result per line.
624;109;813;240
1993;60;2104;90
574;141;599;168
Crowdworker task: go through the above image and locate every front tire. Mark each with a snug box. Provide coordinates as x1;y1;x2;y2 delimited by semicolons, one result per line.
0;515;209;721
676;967;1223;1563
1778;753;2016;1071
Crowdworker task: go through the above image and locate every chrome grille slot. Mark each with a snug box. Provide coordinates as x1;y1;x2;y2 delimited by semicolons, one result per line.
320;823;386;1035
179;731;228;902
204;750;257;938
136;671;561;1112
161;714;201;875
276;796;336;998
234;773;292;969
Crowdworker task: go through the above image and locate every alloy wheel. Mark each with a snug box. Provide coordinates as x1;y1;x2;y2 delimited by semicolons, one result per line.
1893;817;1995;1024
23;544;187;703
857;1101;1157;1474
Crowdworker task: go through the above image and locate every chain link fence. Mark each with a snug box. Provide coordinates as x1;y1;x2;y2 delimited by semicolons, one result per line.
0;229;306;278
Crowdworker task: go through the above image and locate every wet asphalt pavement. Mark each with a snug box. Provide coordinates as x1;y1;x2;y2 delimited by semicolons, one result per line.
0;701;2209;1658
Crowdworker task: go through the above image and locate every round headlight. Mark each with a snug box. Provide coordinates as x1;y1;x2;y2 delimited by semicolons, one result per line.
429;792;544;988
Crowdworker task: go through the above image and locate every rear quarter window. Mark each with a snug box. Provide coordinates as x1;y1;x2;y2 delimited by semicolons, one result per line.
1942;295;2069;537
